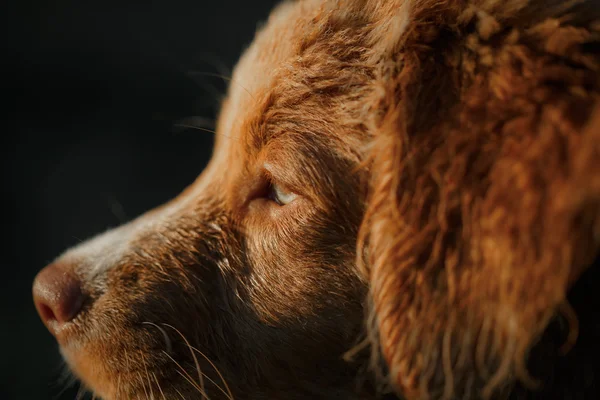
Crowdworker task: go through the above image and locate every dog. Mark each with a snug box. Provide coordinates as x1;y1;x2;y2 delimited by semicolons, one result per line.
33;0;600;399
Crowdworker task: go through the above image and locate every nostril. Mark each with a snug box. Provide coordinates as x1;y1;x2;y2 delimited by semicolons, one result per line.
37;302;57;324
33;262;85;334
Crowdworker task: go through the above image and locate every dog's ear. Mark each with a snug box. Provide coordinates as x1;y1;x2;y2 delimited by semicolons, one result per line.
357;2;600;398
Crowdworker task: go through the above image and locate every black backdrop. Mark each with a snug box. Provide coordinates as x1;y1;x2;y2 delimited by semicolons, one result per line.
1;1;278;398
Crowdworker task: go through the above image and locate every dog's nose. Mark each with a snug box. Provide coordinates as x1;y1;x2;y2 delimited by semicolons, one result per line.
33;262;84;335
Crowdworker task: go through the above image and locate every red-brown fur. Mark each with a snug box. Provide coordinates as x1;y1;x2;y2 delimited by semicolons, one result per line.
34;1;600;399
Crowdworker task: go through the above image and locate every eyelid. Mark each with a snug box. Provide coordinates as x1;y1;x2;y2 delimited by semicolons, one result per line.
270;181;298;205
262;164;301;205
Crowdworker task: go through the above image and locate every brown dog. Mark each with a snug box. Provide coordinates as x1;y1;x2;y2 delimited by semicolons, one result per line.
33;0;600;399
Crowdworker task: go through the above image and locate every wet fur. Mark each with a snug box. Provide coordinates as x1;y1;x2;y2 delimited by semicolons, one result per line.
41;0;600;399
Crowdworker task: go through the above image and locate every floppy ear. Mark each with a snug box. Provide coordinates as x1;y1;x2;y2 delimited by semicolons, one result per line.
357;1;600;399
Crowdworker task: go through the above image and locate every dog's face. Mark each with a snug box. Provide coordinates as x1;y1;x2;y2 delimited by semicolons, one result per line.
34;0;600;399
33;1;373;399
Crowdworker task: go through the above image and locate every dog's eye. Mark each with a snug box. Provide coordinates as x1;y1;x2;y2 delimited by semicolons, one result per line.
267;182;297;206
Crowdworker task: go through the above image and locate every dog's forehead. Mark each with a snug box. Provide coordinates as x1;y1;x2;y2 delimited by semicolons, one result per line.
217;1;321;141
237;1;326;95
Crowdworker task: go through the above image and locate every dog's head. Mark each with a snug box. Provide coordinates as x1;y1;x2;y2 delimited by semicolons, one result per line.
33;1;600;399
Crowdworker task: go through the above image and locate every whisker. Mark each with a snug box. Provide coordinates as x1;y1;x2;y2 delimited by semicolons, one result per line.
140;350;155;400
56;363;73;385
143;321;173;354
150;42;227;104
71;236;85;244
172;122;240;141
175;388;187;399
165;353;208;398
189;360;232;400
75;384;87;400
164;349;233;400
138;371;149;400
161;323;205;394
175;116;216;130
129;347;149;400
187;71;255;102
172;123;217;135
190;51;232;81
53;363;78;400
198;80;224;105
189;345;234;400
161;349;207;398
175;370;208;399
152;372;167;400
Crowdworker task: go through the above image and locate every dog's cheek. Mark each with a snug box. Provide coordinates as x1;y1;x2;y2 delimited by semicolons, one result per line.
245;220;363;329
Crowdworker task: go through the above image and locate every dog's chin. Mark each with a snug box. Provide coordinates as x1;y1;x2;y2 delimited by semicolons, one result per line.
61;340;182;400
60;345;118;400
56;315;175;400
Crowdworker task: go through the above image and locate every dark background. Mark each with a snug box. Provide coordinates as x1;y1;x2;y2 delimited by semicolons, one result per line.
1;1;277;398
